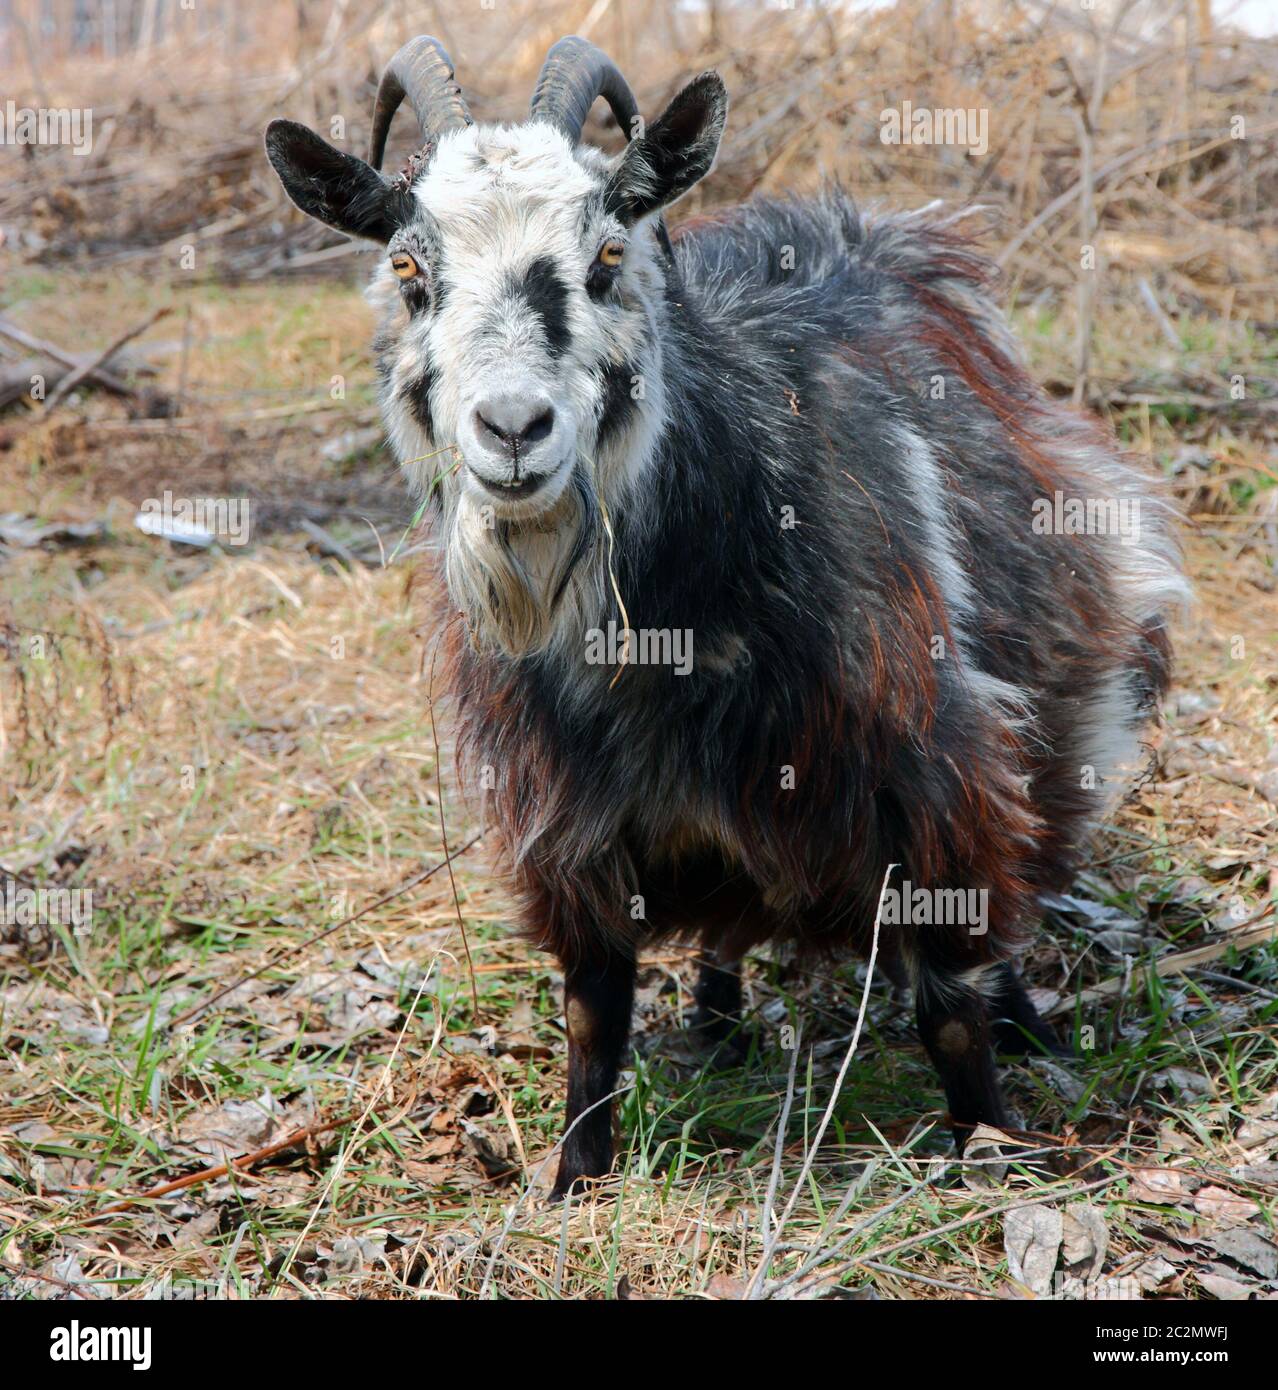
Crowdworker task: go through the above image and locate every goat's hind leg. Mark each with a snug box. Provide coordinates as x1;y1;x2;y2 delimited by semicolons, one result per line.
990;962;1070;1058
690;941;750;1064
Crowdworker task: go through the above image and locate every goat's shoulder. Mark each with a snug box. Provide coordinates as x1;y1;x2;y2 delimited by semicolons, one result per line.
670;191;868;294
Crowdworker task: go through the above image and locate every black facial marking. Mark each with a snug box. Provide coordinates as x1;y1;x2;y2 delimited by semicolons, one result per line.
586;258;621;302
521;256;571;359
596;358;639;446
402;367;436;440
372;329;396;388
401;275;432;316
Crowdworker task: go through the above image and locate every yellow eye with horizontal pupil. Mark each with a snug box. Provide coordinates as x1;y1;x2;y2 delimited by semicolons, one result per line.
390;251;419;279
598;240;625;268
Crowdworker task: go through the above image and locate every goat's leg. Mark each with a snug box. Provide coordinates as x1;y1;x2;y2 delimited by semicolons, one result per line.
913;948;1010;1150
690;941;747;1062
990;962;1070;1057
551;950;636;1200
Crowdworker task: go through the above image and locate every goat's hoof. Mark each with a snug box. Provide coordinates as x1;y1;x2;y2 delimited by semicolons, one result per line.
548;1177;611;1204
548;1160;612;1204
993;1023;1073;1060
688;1010;752;1067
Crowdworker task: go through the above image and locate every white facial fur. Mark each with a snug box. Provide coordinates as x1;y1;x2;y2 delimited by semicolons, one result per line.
370;122;668;656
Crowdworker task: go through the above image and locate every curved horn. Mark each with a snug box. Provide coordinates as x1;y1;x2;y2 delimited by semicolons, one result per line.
368;36;471;171
528;36;639;145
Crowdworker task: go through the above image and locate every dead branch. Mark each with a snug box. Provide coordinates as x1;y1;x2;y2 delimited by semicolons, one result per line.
40;307;173;416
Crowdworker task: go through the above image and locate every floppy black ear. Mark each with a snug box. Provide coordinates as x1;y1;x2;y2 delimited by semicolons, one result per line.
264;119;409;243
607;72;727;224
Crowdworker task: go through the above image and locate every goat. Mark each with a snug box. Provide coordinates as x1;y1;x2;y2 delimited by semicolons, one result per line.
265;36;1188;1197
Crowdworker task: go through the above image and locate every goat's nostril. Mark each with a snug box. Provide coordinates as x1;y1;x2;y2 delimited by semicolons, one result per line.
473;399;556;453
522;409;554;446
474;409;510;448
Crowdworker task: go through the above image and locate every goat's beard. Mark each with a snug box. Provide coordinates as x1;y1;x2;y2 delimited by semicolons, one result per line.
443;460;604;658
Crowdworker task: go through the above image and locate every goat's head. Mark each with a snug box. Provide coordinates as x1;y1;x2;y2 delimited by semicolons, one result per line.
265;37;725;653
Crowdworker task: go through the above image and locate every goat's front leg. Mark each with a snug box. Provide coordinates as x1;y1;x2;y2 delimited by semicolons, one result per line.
911;938;1010;1149
916;980;1009;1149
551;950;636;1200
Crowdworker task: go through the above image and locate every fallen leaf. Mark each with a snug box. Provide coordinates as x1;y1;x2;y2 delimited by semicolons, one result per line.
1193;1186;1260;1221
1237;1117;1278;1150
1042;892;1139;935
1032;1059;1086;1104
177;1088;286;1162
11;1120;57;1145
1207;1228;1278;1280
419;1133;459;1160
706;1273;748;1299
1134;1255;1178;1292
1236;1092;1278;1151
1197;1270;1252;1301
1129;1168;1186;1204
962;1124;1016;1189
1005;1205;1063;1295
1151;1066;1214;1099
1061;1203;1109;1281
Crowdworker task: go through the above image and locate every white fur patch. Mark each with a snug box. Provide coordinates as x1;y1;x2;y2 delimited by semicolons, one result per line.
893;424;1035;728
370;122;670;656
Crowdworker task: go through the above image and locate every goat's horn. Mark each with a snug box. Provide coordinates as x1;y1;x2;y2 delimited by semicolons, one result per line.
528;36;639;145
368;36;471;171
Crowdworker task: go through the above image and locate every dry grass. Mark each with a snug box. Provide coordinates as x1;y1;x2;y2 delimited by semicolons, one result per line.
0;0;1276;1301
0;512;1273;1300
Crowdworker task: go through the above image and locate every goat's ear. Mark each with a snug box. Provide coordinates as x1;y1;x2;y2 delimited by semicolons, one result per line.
607;72;727;223
264;119;407;244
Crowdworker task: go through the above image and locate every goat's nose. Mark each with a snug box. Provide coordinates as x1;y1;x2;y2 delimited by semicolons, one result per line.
473;395;556;454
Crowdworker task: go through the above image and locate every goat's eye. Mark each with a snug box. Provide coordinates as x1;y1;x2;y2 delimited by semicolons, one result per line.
390;251;420;280
597;239;625;269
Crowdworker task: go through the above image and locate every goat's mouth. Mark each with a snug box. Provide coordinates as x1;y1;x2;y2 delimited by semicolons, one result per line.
474;471;550;500
461;451;574;518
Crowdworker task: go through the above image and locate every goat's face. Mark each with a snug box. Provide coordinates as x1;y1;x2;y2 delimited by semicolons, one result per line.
371;122;667;522
265;43;725;651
